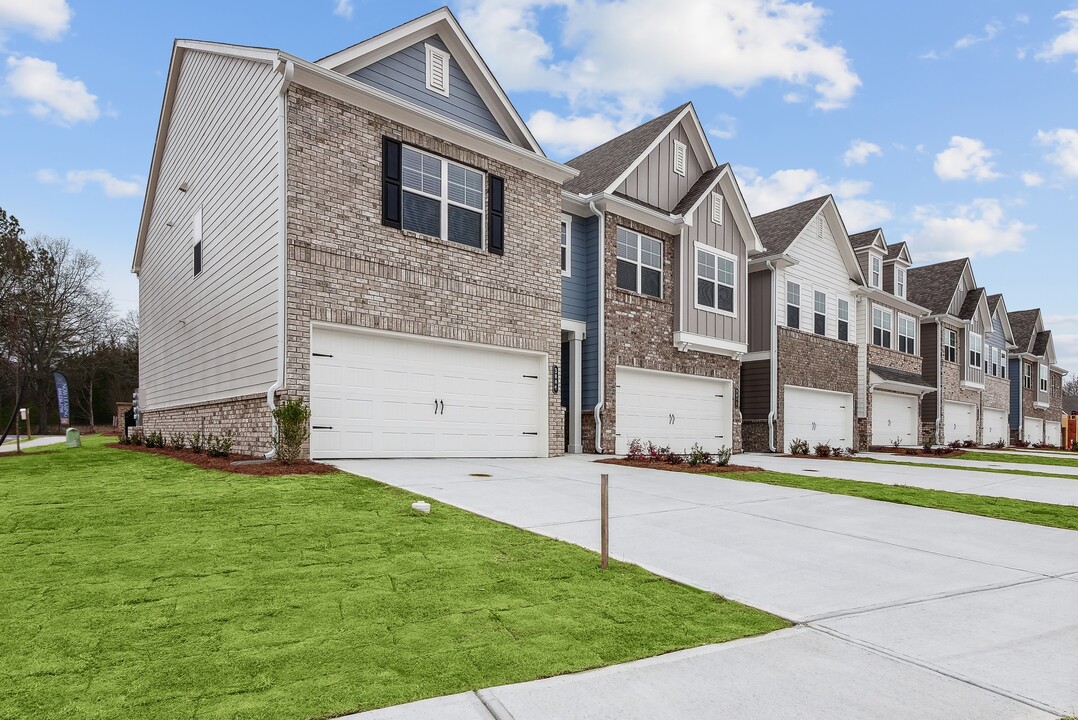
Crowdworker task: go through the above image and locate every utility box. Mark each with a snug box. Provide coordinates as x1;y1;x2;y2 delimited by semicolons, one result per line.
65;428;81;448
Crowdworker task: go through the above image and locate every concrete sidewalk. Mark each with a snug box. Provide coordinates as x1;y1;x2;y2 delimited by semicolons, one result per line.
745;451;1078;506
333;455;1078;719
0;435;66;453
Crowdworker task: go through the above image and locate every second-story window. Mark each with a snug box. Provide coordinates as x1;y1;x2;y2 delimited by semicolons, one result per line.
1001;351;1007;378
695;244;735;314
989;346;999;377
895;267;906;298
1040;364;1049;393
560;214;572;277
944;329;958;363
616;227;662;298
968;332;983;370
402;145;484;248
872;307;892;348
786;281;801;329
814;291;826;335
898;314;916;354
870;255;882;288
838;299;850;341
1024;362;1033;389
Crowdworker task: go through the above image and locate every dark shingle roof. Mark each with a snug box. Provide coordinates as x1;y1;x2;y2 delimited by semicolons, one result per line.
672;165;728;217
906;258;967;314
1033;330;1052;357
958;287;985;320
987;293;1003;315
869;365;935;389
885;241;909;262
1008;309;1040;351
849;229;879;249
751;195;830;255
563;103;690;195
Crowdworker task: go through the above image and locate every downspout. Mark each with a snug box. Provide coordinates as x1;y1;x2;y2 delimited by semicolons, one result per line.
934;317;942;444
588;199;605;453
264;57;294;458
765;260;778;452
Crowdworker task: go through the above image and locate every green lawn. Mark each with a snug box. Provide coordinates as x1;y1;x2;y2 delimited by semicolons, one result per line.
852;457;1078;481
958;451;1078;468
714;471;1078;532
0;436;785;720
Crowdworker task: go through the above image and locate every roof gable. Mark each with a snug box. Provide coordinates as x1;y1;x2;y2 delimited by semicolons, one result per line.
751;195;829;255
849;229;887;253
674;164;764;252
986;294;1015;345
1008;308;1043;353
885;241;912;263
316;7;541;153
906;258;969;315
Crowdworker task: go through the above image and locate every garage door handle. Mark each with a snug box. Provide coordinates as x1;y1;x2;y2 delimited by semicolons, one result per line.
312;353;333;358
522;432;538;436
523;374;539;379
313;425;332;430
440;400;445;415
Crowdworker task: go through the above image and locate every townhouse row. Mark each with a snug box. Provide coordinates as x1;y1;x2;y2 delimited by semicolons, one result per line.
133;9;1066;459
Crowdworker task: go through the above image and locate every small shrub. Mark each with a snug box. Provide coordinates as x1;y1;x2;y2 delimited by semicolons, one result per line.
891;437;902;449
813;442;831;458
1014;438;1029;448
831;446;844;458
169;432;186;451
273;399;311;464
207;430;233;458
789;438;810;455
962;439;976;448
117;432;132;446
663;449;683;465
989;439;1005;450
845;446;858;457
626;438;644;461
904;448;918;456
948;440;962;450
144;430;165;449
688;443;712;467
1071;440;1078;452
130;428;145;446
189;430;205;454
714;446;732;466
922;439;934;453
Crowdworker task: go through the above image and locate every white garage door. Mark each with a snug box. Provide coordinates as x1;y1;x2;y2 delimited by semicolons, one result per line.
943;401;976;444
784;386;853;451
310;326;546;459
871;392;918;447
1024;418;1044;445
1045;421;1062;447
982;408;1008;447
615;367;731;455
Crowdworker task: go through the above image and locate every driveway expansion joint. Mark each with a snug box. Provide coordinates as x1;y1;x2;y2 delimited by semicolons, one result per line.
475;690;515;720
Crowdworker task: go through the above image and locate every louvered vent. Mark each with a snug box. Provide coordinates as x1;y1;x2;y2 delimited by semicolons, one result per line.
711;192;724;225
425;44;450;96
673;140;686;177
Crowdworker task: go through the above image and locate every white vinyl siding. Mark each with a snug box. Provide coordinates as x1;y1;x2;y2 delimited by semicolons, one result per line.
138;50;281;410
616;227;662;298
776;210;855;344
560;214;571;277
872;306;893;348
695;243;735;315
424;43;450;96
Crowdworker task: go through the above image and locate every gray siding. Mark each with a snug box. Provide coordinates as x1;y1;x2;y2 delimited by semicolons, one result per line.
741;360;771;420
883;262;894;294
351;35;509;141
921;322;939;422
562;213;590;323
747;270;772;352
1010;357;1022;428
616;121;703;212
679;191;746;343
139;50;281;410
570;214;601;409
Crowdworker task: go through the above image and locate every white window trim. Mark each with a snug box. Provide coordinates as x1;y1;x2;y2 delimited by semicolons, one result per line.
786;280;801;329
944;328;958;363
872;306;893;349
813;290;827;336
837;298;851;343
897;313;916;354
616;227;663;299
1024;362;1033;389
968;332;983;369
672;140;687;177
895;266;906;299
693;242;736;318
1040;364;1049;393
560;213;572;278
425;43;450;96
711;193;724;225
402;144;486;249
870;254;882;289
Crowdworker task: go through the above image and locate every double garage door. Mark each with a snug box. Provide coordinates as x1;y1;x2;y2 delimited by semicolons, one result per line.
783;386;853;451
982;408;1008;446
310;326;546;459
615;367;732;455
871;392;918;447
943;401;977;444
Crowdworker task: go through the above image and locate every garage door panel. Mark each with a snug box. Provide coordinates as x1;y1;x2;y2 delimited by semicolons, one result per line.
615;368;732;455
943;401;976;443
784;386;853;450
1024;419;1044;445
982;408;1007;446
872;392;918;447
1046;422;1061;446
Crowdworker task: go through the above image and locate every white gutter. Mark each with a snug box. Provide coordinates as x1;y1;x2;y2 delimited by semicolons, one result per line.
766;259;778;452
264;58;294;457
934;317;942;443
589;199;605;453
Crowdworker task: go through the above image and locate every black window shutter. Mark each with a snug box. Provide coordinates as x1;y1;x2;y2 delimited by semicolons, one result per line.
488;174;504;255
382;136;402;228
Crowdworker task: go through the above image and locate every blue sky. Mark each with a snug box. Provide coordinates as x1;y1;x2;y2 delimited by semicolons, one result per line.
2;0;1077;369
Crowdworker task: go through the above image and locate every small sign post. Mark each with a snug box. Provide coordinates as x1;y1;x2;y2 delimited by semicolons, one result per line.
600;473;609;570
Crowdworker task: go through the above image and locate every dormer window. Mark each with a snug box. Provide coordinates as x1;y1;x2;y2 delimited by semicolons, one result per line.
895;267;906;298
672;140;686;177
870;255;881;288
711;193;724;225
425;44;450;96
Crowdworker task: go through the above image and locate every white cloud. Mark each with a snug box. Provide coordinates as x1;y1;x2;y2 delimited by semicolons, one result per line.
5;56;98;124
901;199;1031;261
1021;171;1044;187
843;139;882;166
954;20;1003;49
1036;128;1078;177
37;168;141;198
527;109;630;158
332;0;353;20
1015;14;1029;25
736;166;891;231
0;0;71;41
1036;9;1078;70
708;113;736;141
934;136;1001;181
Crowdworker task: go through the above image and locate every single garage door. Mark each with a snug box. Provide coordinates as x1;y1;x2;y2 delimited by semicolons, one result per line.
871;392;918;447
1024;418;1044;445
943;401;976;444
1045;421;1062;447
310;326;546;459
784;385;853;451
615;367;731;455
982;408;1008;447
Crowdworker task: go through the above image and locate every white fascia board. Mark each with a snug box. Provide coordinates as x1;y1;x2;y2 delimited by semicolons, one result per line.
854;287;931;317
1051;364;1068;375
869;376;934;395
603;105;693;194
561;191;591;215
314;8;542;154
672;332;747;358
821;197;866;285
561;318;587;338
590;193;684;234
748;253;798;271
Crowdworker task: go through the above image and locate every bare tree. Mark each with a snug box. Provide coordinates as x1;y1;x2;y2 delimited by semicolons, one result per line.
1064;377;1078;398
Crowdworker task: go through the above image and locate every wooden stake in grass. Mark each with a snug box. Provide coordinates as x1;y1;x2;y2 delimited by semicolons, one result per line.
600;473;609;570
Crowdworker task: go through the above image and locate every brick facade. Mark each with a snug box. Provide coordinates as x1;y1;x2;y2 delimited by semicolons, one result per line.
140;393;272;456
598;212;742;453
864;344;924;449
924;320;983;444
774;327;859;453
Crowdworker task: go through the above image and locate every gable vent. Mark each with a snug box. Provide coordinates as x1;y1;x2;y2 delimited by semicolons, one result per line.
711;193;724;225
425;44;450;96
673;140;687;177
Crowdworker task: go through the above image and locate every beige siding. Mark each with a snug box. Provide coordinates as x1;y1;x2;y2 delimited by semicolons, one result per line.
616;121;703;212
139;50;282;410
679;191;747;344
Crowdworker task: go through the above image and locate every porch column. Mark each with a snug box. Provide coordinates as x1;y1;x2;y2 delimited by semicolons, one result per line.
568;333;583;454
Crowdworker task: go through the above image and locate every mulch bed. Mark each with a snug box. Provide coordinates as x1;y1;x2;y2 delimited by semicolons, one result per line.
597;458;763;474
110;442;337;476
868;447;968;458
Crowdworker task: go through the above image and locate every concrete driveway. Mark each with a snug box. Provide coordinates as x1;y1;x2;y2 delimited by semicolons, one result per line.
0;435;66;453
332;455;1078;719
743;451;1078;506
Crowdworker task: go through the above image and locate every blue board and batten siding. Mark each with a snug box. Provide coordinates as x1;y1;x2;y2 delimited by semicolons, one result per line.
351;35;509;141
561;213;599;409
1010;357;1022;429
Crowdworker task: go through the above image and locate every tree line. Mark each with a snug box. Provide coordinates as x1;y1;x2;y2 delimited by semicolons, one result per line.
1;206;137;437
